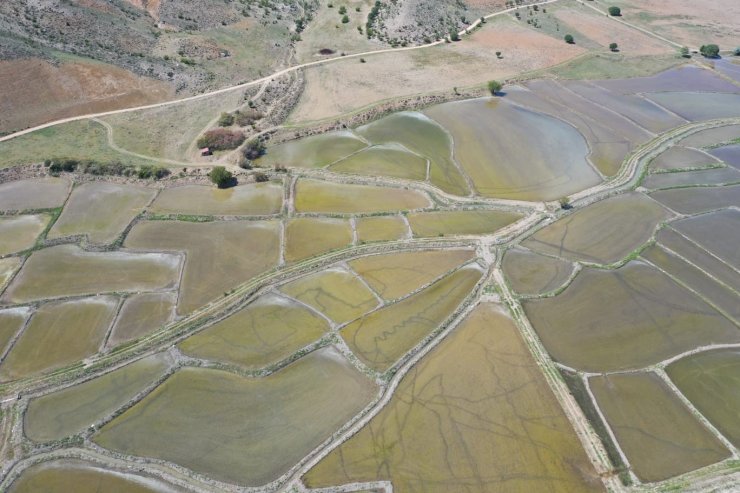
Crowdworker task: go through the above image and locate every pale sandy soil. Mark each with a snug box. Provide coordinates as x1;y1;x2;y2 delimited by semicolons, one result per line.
0;58;173;134
554;8;672;55
599;0;740;48
290;18;585;122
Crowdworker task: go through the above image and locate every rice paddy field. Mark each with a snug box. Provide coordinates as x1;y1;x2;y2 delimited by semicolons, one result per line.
650;146;721;172
284;217;352;262
407;210;523;237
0;178;70;211
328;144;428;181
0;214;50;255
149;183;283;216
294;180;430;214
355;215;408;242
107;292;178;347
502;247;574;295
255;131;368;169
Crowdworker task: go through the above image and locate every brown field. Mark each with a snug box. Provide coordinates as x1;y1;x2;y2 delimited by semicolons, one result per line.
291;17;584;122
0;58;173;134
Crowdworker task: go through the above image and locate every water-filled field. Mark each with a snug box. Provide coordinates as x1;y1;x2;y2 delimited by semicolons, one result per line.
523;262;739;372
125;220;280;314
2;244;181;304
642;167;740;189
590;372;729;482
0;257;21;293
294;180;430;214
524;193;671;265
646;92;740;121
425;98;601;201
671;209;739;267
95;348;377;486
328;144;428;181
649;185;740;214
650;146;721;171
306;303;603;492
341;265;483;371
407;210;523;237
149;183;283;216
596;65;739;95
179;294;330;369
0;214;50;255
355;215;408;242
0;297;118;381
667;348;740;448
47;182;155;244
0;308;30;360
107;292;178;347
0;178;70;211
285;217;352;262
502;247;574;295
25;353;171;442
8;460;181;493
281;267;379;324
348;249;475;301
709;144;740;169
680;124;740;148
256;131;367;168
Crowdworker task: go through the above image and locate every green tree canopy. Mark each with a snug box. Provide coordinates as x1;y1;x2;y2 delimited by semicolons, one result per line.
210;166;234;189
700;44;720;58
564;34;575;44
608;6;621;16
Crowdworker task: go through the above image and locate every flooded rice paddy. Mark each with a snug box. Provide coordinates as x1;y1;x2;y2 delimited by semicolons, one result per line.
47;182;155;244
355;215;408;242
407;210;522;237
95;348;377;486
328;144;428;181
590;372;730;482
523;262;739;372
0;214;50;255
679;124;740;148
650;146;721;172
294;179;430;214
0;178;70;211
646;92;740;121
667;348;740;448
671;209;740;267
178;294;330;369
306;303;602;492
649;184;740;214
285;217;352;262
524;193;671;265
709;144;740;169
150;183;283;216
502;247;574;295
107;292;178;347
255;130;367;169
642;166;740;190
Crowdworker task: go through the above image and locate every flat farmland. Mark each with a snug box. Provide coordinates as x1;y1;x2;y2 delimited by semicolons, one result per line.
149;183;283;216
407;210;522;237
650;146;721;172
294;180;430;214
107;292;178;347
0;297;118;382
178;295;330;369
48;182;156;244
646;92;740;122
0;214;50;255
355;216;408;242
281;267;379;325
95;348;377;486
0;178;70;211
642;167;740;190
2;245;181;304
590;372;730;482
0;308;30;360
349;249;475;300
124;220;280;314
649;185;740;214
680;125;740;148
329;144;428;181
523;193;671;265
284;218;353;262
24;353;171;442
341;265;483;371
671;209;740;267
0;258;21;294
667;348;740;448
523;262;739;372
256;131;368;169
709;144;740;169
306;303;603;492
502;247;574;295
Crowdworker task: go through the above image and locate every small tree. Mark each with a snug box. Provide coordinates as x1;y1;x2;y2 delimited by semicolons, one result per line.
734;47;740;56
341;14;349;23
217;112;235;127
487;80;503;95
564;34;574;44
609;42;619;52
680;46;691;58
608;6;621;16
450;30;460;41
338;5;346;14
210;166;234;188
243;139;266;160
495;51;502;58
700;44;720;58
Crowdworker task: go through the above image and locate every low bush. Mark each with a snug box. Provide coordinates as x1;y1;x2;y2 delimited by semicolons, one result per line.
700;44;720;58
243;139;266;160
197;129;245;151
608;6;621;16
210;166;235;188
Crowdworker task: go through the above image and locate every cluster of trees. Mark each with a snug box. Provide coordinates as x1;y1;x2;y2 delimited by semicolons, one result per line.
365;1;381;38
197;129;246;151
45;159;170;180
217;109;264;128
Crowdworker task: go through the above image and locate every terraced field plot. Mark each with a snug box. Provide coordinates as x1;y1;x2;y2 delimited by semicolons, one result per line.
95;348;377;486
650;184;740;214
0;257;21;293
0;178;69;211
125;220;280;314
294;180;430;214
0;214;50;255
341;264;483;371
596;65;739;95
284;217;352;262
667;348;740;448
709;144;740;169
281;267;379;324
646;92;740;121
650;146;721;172
47;182;155;244
355;215;408;242
0;297;118;381
671;209;740;267
107;292;178;347
0;308;30;359
329;144;428;181
502;247;574;295
642;166;740;190
8;460;182;493
307;303;602;492
256;131;368;169
348;249;475;301
680;124;740;148
425;98;601;201
25;353;171;442
150;183;283;216
355;111;469;195
590;372;730;482
523;262;739;372
408;209;523;237
523;193;671;265
179;295;329;369
2;245;181;304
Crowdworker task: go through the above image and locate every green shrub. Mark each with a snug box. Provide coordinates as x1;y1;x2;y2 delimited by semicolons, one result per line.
341;14;349;23
243;139;266;160
700;44;720;58
608;6;621;16
487;80;503;95
217;112;235;127
609;42;618;52
564;34;575;44
210;166;235;188
680;46;691;58
197;129;246;151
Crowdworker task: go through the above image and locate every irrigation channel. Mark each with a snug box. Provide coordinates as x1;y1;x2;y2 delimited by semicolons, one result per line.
2;115;739;493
